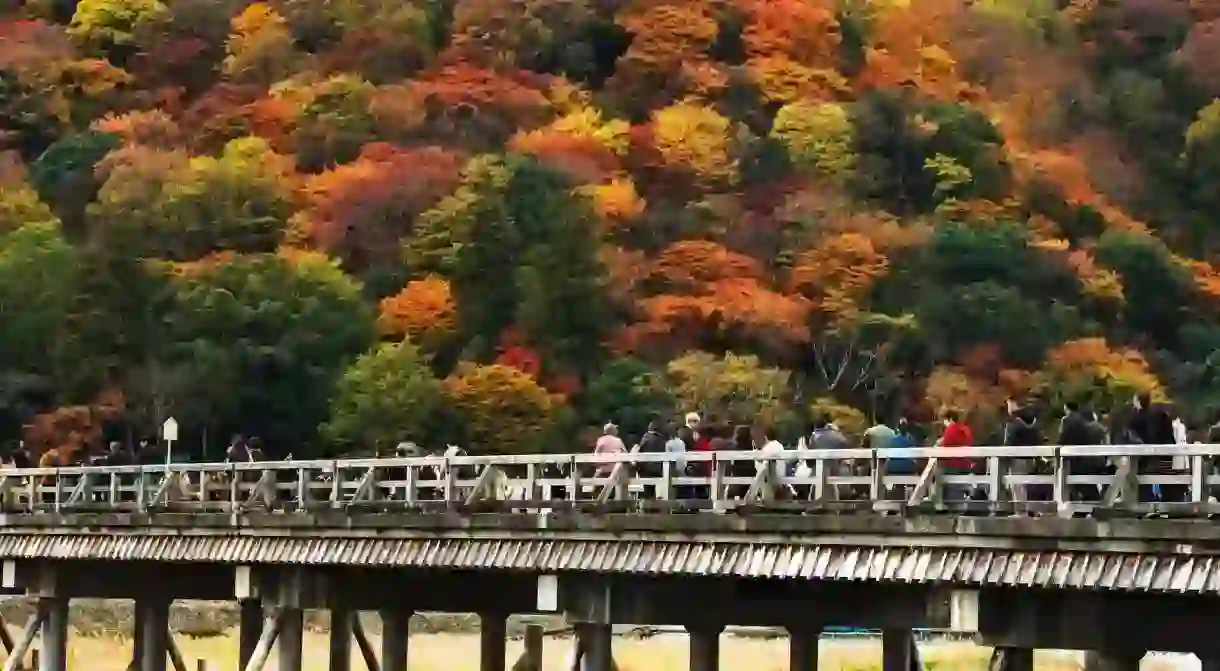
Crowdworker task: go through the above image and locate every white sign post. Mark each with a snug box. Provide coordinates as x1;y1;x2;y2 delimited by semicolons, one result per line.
162;417;179;466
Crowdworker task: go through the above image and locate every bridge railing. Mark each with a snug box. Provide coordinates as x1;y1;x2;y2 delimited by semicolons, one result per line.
0;444;1215;516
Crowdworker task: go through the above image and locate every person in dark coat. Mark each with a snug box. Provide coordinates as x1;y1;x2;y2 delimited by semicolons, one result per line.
1058;401;1108;501
1126;393;1179;502
1003;400;1043;501
636;419;668;490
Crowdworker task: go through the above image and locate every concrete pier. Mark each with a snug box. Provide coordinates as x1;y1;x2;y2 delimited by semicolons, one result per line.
277;609;303;671
881;628;917;671
380;609;410;671
576;624;613;671
38;598;67;671
137;599;169;671
479;613;507;671
687;625;721;671
238;600;262;671
787;628;820;671
328;607;352;671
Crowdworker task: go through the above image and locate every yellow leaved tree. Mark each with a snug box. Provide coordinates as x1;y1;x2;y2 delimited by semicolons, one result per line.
664;351;793;428
222;3;298;85
649;101;737;184
1036;338;1164;411
771;101;856;180
441;363;559;454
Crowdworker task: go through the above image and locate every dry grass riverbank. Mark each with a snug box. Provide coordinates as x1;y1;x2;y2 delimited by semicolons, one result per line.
0;601;1186;670
2;630;1170;671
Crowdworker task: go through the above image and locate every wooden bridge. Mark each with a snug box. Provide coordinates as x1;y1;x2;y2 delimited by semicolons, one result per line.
0;445;1217;671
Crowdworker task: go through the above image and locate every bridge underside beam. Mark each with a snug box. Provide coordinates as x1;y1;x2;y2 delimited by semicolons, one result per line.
8;560;234;601
557;576;949;631
977;588;1220;653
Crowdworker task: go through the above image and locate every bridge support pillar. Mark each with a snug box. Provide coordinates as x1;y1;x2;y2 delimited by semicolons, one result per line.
136;598;170;671
479;613;507;671
787;628;820;671
881;628;920;671
1082;651;1143;671
687;625;722;671
987;647;1033;671
238;600;263;671
38;597;68;671
575;624;613;671
329;607;352;671
379;608;411;671
277;608;303;671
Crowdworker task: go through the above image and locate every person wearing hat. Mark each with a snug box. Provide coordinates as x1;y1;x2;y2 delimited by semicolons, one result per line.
593;422;626;477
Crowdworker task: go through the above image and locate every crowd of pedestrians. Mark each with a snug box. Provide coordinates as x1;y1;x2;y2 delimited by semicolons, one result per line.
592;392;1220;505
3;391;1218;509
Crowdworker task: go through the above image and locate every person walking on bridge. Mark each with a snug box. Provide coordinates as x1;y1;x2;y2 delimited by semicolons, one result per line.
1126;393;1179;503
593;422;626;479
636;419;668;498
810;415;852;498
938;410;974;502
1058;401;1108;502
1003;399;1042;502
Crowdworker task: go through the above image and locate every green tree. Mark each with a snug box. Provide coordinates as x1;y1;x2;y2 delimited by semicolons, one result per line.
292;74;377;171
511;159;610;374
439;154;611;373
1093;231;1195;348
28;130;121;235
573;357;676;439
88;137;293;260
321;340;443;455
0;187;81;439
167;251;375;452
915;280;1082;367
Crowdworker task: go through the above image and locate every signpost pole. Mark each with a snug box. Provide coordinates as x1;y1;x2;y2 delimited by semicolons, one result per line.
163;417;179;466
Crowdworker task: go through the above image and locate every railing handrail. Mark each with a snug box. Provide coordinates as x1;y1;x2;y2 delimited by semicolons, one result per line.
1;442;1214;476
0;442;1214;518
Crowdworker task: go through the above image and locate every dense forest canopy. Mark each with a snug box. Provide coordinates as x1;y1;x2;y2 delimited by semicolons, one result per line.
2;0;1220;457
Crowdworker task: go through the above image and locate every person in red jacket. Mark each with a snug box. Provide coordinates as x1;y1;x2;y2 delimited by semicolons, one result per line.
938;409;975;501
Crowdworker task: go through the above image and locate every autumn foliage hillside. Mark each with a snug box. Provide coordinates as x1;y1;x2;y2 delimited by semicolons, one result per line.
2;0;1220;455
